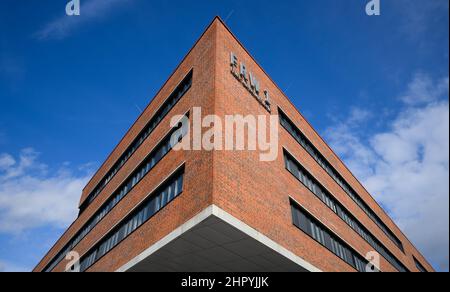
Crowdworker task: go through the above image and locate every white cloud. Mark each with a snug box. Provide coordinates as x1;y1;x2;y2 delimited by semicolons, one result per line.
0;148;47;181
0;149;91;234
34;0;132;40
325;73;449;271
400;72;449;105
0;154;15;171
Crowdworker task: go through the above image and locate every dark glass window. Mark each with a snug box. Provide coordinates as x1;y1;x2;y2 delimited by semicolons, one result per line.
279;108;404;252
414;257;428;272
284;151;409;272
291;201;374;272
79;168;185;272
79;70;193;215
43;117;188;272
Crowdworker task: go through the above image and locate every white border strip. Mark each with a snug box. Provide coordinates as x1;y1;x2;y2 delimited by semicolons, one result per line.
117;205;321;272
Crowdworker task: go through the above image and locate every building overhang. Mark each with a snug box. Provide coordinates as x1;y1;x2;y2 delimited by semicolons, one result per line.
117;205;321;272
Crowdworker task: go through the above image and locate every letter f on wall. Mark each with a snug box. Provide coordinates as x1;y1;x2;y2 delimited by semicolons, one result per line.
66;0;81;16
366;0;381;16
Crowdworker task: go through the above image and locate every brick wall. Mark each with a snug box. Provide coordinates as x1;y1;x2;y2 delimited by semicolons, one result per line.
34;17;433;272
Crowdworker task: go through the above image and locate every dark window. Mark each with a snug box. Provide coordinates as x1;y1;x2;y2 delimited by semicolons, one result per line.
284;151;409;272
79;167;185;272
414;257;428;272
43;117;188;272
79;70;193;215
291;201;374;272
279;108;404;252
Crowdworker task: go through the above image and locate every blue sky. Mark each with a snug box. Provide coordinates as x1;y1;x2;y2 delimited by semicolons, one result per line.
0;0;448;272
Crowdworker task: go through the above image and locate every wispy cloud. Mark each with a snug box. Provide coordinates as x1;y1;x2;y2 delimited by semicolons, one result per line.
34;0;132;40
0;148;92;234
325;73;449;271
400;72;449;105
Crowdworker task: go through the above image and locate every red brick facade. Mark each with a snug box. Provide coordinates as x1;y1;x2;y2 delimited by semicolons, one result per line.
34;17;434;272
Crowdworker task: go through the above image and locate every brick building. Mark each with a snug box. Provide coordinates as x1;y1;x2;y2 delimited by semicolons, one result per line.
34;17;433;272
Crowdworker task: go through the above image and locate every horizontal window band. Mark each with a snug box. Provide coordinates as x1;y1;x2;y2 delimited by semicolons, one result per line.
79;69;193;215
290;200;376;272
43;116;189;272
278;107;404;253
78;167;185;272
414;256;428;272
284;150;409;272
